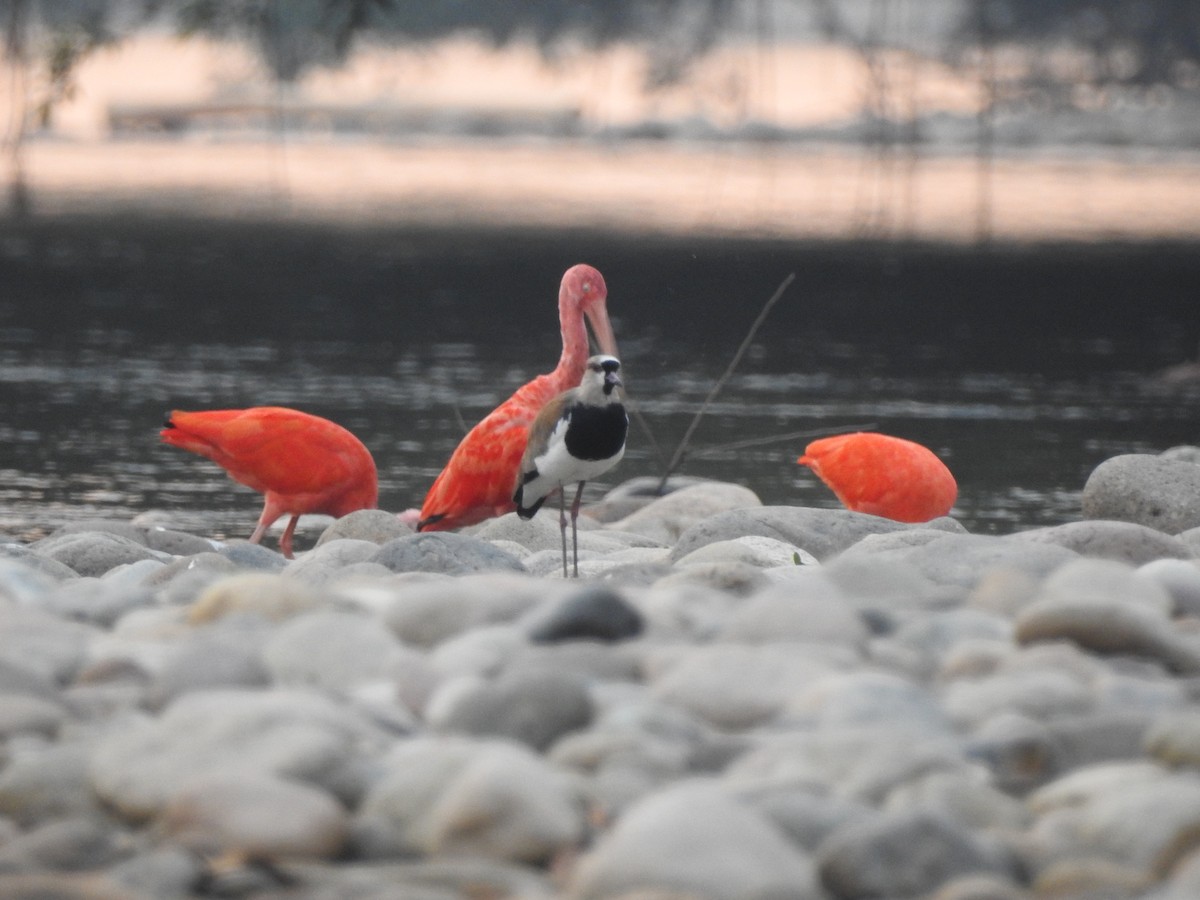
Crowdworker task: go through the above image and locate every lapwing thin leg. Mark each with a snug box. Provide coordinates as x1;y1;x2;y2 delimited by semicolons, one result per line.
570;481;586;577
558;487;569;579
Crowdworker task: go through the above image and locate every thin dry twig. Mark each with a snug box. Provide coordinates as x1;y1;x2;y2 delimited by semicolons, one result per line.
657;271;797;493
688;423;877;458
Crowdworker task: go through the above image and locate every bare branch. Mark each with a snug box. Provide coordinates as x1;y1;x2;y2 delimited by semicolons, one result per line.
656;271;796;493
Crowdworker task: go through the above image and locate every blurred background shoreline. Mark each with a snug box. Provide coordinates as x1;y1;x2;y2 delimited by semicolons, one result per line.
7;22;1200;242
17;137;1200;243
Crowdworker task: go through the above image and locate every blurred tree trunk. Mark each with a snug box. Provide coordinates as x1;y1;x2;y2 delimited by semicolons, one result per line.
4;0;31;218
974;3;995;245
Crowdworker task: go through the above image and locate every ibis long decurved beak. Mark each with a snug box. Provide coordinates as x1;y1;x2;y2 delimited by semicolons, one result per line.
584;300;619;360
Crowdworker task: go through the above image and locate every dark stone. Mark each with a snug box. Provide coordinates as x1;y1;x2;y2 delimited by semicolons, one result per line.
527;585;643;643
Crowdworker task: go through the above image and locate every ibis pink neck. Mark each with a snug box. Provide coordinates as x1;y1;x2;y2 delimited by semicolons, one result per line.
556;290;590;383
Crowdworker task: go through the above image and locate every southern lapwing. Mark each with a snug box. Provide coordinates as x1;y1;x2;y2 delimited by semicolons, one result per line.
513;354;628;577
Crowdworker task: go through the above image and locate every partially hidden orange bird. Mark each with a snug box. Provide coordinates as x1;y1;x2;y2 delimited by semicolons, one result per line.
161;406;378;558
797;431;957;523
417;263;618;532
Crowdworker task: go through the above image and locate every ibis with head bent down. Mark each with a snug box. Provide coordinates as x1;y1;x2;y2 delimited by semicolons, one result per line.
798;431;957;523
161;406;378;558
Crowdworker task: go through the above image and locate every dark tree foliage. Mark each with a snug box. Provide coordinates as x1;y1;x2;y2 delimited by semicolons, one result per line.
157;0;737;82
961;0;1200;88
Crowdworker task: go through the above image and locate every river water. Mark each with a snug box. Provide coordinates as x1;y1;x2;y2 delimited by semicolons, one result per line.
1;214;1198;542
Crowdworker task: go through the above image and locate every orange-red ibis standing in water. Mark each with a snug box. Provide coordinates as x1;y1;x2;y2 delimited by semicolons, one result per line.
161;406;378;558
798;431;957;523
417;263;618;532
514;354;628;577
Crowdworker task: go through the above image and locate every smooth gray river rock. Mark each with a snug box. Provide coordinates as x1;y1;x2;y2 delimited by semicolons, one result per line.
316;508;414;546
1011;518;1194;564
1023;763;1200;882
48;520;214;557
524;583;644;643
89;688;389;819
0;545;82;582
1082;453;1200;534
282;537;384;585
1144;710;1200;767
0;814;132;875
567;780;822;900
378;572;565;647
160;770;349;860
817;809;1017;899
262;608;412;692
844;532;1080;595
717;572;869;646
0;558;71;607
0;744;99;827
1137;557;1200;616
648;643;848;730
674;533;817;569
1015;565;1200;673
30;576;157;628
0;605;98;684
144;617;273;708
670;505;910;562
427;666;593;750
355;737;585;864
605;481;764;545
371;532;526;576
187;570;325;624
29;531;165;578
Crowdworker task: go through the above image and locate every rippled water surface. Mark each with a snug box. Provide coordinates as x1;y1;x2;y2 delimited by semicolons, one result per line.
2;215;1198;542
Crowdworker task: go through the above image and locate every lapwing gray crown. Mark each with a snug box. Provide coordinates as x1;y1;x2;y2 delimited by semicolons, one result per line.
513;354;628;576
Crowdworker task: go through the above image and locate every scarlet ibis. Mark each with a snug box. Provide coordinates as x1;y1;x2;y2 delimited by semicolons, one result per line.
797;431;957;523
514;355;628;577
161;406;378;558
417;263;618;532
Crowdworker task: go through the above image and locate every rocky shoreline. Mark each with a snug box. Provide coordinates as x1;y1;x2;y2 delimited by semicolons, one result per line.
2;453;1200;898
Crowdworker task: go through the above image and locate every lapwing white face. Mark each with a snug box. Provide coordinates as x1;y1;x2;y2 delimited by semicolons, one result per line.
581;354;622;403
